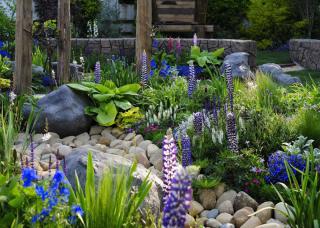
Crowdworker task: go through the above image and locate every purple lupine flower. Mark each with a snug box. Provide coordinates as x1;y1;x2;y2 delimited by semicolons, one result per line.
226;112;239;153
141;50;148;86
225;63;234;112
162;166;192;228
193;112;203;135
176;38;182;57
181;135;192;167
188;61;196;98
212;96;219;127
193;33;198;46
162;129;178;203
94;61;101;84
30;134;35;169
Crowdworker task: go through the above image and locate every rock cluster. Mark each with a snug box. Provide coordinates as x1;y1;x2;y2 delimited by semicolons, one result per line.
15;125;163;179
185;183;291;228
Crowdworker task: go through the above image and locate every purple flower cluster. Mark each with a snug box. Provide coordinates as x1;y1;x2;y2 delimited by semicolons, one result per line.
188;61;197;98
225;63;234;112
141;50;148;86
193;112;203;135
181;135;192;167
226;112;239;153
162;166;192;228
162;129;178;203
265;151;306;183
212;96;219;127
94;61;101;83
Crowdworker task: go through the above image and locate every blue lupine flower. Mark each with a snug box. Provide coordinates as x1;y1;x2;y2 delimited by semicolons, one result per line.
226;112;238;153
188;62;197;98
225;63;234;112
22;168;38;187
265;151;306;183
141;50;148;86
35;185;48;201
162;166;192;228
176;65;203;77
193;112;203;134
181;135;192;167
94;61;101;84
162;129;178;203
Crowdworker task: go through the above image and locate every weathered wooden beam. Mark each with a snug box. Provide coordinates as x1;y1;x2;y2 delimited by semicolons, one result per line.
58;0;71;83
14;0;33;94
136;0;152;71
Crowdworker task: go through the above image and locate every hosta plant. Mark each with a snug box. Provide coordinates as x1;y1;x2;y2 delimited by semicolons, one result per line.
68;81;141;126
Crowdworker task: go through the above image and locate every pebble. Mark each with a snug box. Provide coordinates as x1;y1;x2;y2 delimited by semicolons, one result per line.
206;218;222;228
218;200;234;215
199;189;217;209
240;216;262;228
216;213;234;224
256;201;274;224
216;190;237;208
234;191;258;211
89;125;104;135
233;207;254;227
189;200;204;217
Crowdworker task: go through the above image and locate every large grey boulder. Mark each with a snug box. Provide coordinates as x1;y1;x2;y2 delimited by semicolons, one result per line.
24;85;92;137
65;148;163;215
221;52;254;79
258;63;301;85
9;61;47;78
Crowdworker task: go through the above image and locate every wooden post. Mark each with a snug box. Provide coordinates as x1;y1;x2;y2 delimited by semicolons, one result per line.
58;0;71;83
135;0;152;70
196;0;208;38
14;0;33;94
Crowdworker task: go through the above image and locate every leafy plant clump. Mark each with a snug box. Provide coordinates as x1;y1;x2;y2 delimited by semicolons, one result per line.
68;81;141;127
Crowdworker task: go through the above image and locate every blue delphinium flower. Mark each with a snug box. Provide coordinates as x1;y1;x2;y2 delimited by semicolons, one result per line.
152;39;159;49
36;185;48;201
69;205;84;224
181;135;192;167
193;112;203;135
51;170;65;191
94;61;101;83
188;62;197;98
265;151;306;183
141;50;148;86
159;60;171;77
42;75;55;87
177;65;203;77
162;129;178;203
150;58;157;69
22;167;38;187
162;166;192;228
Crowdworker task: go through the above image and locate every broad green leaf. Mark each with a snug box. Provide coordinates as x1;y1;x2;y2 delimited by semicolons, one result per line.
191;46;201;59
68;83;92;92
93;94;114;102
8;196;24;208
96;102;117;126
197;57;207;67
114;100;132;110
81;82;96;88
118;84;141;95
95;84;115;94
85;106;100;116
211;48;224;58
104;80;116;89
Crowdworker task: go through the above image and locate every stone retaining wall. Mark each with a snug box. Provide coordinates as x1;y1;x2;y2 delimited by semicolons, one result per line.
70;38;257;67
289;39;320;70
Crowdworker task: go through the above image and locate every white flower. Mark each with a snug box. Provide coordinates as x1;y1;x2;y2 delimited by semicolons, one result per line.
72;60;78;65
9;91;16;104
42;132;52;142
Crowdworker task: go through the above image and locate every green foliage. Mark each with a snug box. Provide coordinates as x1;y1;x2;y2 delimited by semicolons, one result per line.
32;46;47;69
0;2;15;43
0;173;36;227
273;149;320;227
0;56;10;77
68;81;141;126
192;177;221;189
190;46;224;78
245;0;293;49
72;153;152;228
0;95;38;174
116;107;144;130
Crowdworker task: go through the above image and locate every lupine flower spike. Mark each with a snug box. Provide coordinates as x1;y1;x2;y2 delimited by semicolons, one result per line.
168;37;174;52
226;111;239;153
193;33;198;46
141;50;148;86
176;38;182;57
181;135;192;167
193;112;203;135
225;63;234;112
162;128;178;203
94;61;101;83
212;96;219;127
188;61;196;98
162;166;192;228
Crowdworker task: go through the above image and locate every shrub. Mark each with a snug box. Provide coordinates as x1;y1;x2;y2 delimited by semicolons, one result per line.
245;0;293;49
